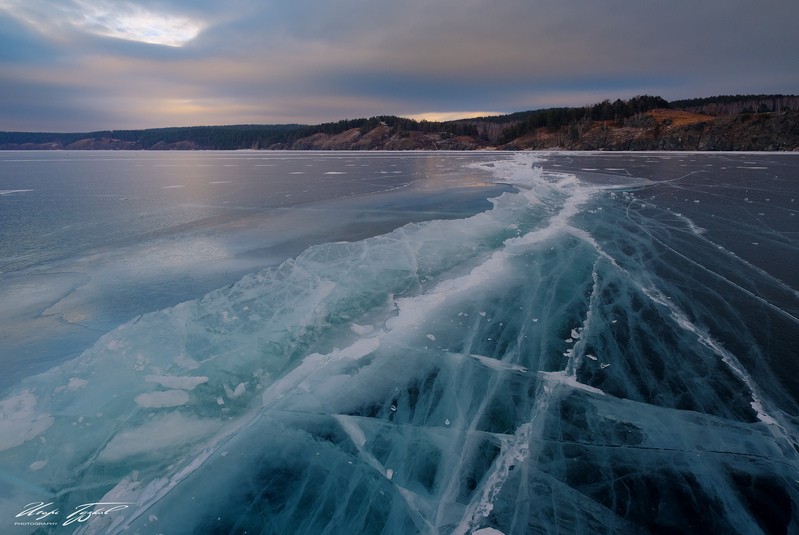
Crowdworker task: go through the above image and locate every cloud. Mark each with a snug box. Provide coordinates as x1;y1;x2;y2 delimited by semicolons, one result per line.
0;0;797;131
0;0;206;47
73;1;206;47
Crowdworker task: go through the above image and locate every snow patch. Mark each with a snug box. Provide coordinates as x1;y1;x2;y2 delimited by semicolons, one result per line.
98;413;221;462
145;375;209;390
134;390;190;408
0;390;54;451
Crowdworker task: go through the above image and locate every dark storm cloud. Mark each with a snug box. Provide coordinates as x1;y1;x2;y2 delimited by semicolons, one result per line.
0;0;797;131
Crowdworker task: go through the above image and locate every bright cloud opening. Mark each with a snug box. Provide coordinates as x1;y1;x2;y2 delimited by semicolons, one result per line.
0;0;206;47
76;1;205;47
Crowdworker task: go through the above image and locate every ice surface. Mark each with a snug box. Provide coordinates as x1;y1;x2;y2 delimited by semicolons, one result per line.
0;152;511;391
0;152;798;534
0;390;54;451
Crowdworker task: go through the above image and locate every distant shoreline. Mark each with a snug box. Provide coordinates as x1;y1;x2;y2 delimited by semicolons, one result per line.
2;94;798;152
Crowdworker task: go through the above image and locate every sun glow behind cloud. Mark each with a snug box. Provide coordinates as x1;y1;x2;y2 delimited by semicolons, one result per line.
0;0;205;47
77;2;205;47
405;111;500;122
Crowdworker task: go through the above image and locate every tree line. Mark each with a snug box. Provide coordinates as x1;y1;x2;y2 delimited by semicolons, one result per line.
492;95;670;144
1;94;795;150
669;94;799;116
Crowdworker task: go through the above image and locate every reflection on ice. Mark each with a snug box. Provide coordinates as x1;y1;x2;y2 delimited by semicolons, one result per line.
1;153;798;534
0;161;508;391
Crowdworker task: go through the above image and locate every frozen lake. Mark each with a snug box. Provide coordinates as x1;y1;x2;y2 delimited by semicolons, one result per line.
1;150;798;534
0;151;510;388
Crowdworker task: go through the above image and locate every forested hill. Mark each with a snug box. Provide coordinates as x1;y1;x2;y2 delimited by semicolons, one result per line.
2;94;798;151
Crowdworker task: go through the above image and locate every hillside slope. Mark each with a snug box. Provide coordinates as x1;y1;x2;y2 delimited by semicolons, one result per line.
2;95;798;151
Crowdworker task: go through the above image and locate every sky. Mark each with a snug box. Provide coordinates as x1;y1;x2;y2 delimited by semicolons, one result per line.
1;0;798;132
